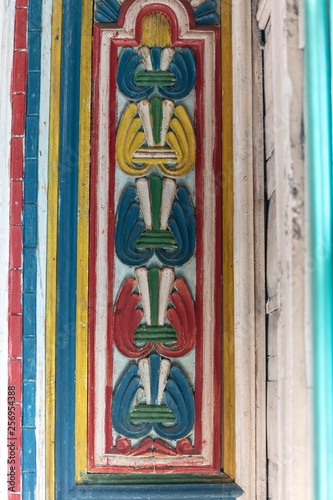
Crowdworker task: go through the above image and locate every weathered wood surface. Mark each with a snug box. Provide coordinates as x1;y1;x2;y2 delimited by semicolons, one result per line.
261;1;313;499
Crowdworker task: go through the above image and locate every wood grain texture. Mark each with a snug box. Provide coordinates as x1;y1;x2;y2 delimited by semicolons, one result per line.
269;1;312;498
251;2;266;497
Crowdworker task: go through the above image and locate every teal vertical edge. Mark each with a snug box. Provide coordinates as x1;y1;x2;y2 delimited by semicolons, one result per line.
304;1;333;499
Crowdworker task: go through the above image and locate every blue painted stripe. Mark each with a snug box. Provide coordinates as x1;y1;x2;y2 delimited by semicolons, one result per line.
55;0;82;496
22;428;37;473
27;31;41;72
22;472;37;500
23;249;37;293
28;0;42;31
26;72;41;116
23;0;42;497
22;293;36;337
22;337;37;381
22;382;36;427
67;483;243;499
24;161;38;203
23;205;38;248
25;116;39;159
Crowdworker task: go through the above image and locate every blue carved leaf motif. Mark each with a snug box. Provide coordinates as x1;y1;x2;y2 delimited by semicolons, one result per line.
115;185;196;267
117;48;196;101
156;187;196;267
112;354;195;440
112;364;153;438
115;185;153;266
94;0;121;23
193;0;219;25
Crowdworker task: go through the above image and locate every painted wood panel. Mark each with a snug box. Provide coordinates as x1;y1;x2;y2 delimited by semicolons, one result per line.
2;0;243;497
88;0;223;476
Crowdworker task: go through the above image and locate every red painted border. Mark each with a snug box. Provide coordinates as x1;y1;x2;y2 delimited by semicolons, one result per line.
88;4;221;474
7;3;27;497
88;25;102;470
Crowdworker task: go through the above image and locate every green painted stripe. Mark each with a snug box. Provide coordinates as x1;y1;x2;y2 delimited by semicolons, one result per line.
135;326;176;333
135;71;176;87
130;411;175;417
135;242;175;249
149;176;162;231
136;235;176;243
132;405;171;411
151;97;163;146
137;230;175;239
135;338;176;344
129;417;176;423
148;267;159;325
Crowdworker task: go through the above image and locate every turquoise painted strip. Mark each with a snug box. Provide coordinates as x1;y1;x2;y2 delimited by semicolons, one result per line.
22;0;42;496
304;1;333;498
55;0;82;496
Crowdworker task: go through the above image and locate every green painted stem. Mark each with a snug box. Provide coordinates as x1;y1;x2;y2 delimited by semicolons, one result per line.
148;267;159;325
150;97;163;146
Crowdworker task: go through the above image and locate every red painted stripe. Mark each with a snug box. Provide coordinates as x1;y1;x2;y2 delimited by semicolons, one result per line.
87;24;102;470
8;315;23;359
7;447;21;493
8;360;22;403
8;270;22;315
8;6;27;498
10;137;24;180
12;94;26;136
9;225;23;270
193;38;204;456
13;8;27;51
10;181;23;225
12;51;28;94
212;28;222;471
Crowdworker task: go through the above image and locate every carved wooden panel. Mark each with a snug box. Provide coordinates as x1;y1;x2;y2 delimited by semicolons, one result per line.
89;0;222;474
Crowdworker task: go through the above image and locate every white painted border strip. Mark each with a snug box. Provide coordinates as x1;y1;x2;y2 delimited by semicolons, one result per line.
0;1;15;498
36;0;53;497
233;1;256;498
95;0;217;467
94;29;110;465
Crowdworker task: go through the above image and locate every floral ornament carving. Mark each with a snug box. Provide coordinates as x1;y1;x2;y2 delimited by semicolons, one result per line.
115;176;196;266
117;47;196;100
116;98;195;178
112;354;195;440
113;267;196;359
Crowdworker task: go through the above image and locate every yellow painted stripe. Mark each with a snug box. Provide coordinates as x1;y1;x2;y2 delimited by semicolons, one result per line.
45;0;62;498
221;0;236;480
75;0;93;483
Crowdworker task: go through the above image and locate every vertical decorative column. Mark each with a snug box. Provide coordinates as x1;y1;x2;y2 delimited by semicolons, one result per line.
88;0;224;476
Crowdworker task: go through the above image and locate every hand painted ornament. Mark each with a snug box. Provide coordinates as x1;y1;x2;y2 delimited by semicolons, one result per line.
94;0;219;26
112;353;195;440
115;176;196;266
116;98;195;178
117;47;196;100
191;0;219;25
113;267;196;358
